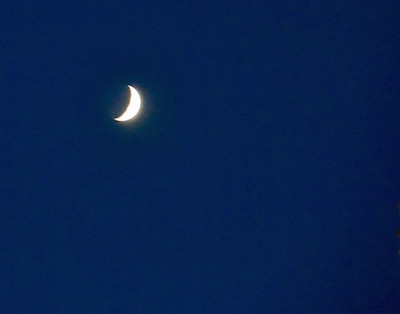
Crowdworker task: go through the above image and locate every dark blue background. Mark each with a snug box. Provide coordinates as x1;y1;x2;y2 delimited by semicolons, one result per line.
1;1;400;312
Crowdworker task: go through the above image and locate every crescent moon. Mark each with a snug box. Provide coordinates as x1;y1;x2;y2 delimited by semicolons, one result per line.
114;85;141;122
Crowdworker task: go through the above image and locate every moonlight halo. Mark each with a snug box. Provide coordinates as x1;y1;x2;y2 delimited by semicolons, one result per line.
114;85;141;122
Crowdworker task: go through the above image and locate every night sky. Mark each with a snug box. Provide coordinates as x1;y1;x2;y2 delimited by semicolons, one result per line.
1;1;400;312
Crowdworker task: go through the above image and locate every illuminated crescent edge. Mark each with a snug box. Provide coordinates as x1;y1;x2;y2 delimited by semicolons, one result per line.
114;85;141;122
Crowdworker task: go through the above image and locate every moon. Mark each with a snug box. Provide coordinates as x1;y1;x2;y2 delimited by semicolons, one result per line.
114;85;141;122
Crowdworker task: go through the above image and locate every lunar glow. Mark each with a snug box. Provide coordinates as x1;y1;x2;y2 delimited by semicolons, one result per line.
114;85;141;122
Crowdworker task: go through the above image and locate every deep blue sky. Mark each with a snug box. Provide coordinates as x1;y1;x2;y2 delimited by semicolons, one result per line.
1;1;400;312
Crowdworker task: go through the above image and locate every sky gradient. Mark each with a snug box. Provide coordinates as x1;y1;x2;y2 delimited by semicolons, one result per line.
1;1;400;312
